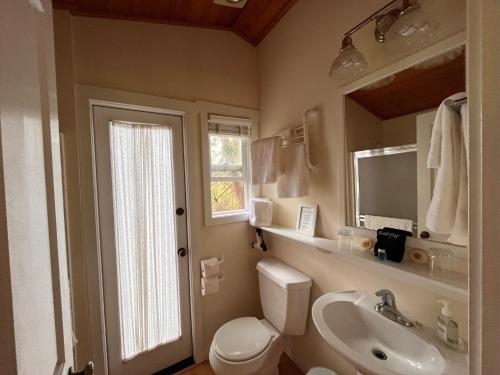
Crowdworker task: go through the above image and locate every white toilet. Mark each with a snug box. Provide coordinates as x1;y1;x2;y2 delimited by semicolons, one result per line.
209;258;312;375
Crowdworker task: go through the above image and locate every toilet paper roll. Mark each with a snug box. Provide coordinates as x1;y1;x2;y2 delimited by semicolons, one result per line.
409;248;429;264
201;276;220;296
201;257;221;278
351;236;374;251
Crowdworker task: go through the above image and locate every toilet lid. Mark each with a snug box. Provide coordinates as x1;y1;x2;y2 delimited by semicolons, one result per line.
213;317;272;362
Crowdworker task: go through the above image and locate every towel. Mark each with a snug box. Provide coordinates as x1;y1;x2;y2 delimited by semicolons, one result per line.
364;214;414;232
276;143;309;198
249;198;273;227
448;102;469;245
250;136;282;185
426;93;468;245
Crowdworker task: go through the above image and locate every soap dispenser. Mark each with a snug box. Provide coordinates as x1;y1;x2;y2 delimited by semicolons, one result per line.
437;300;459;351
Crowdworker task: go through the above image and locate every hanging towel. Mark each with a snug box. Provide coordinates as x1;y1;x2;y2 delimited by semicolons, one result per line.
250;136;282;185
448;101;469;246
364;214;414;232
276;143;309;198
426;92;468;245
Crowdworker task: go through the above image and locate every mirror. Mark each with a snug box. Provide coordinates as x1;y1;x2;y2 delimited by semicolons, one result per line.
344;45;466;244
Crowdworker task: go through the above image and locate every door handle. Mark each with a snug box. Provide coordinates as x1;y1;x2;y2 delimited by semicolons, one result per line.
69;361;94;375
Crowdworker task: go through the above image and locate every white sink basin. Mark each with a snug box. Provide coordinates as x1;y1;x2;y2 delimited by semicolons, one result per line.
312;291;466;375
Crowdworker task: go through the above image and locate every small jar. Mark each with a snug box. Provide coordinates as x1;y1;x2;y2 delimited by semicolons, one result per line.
378;248;387;261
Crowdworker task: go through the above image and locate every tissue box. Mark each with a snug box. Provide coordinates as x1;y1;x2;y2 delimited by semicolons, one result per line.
249;198;273;227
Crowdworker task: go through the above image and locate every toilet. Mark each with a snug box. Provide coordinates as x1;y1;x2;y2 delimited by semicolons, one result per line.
209;258;312;375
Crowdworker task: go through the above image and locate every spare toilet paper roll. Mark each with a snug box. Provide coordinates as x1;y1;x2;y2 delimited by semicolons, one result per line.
409;248;429;264
201;276;220;296
200;257;220;278
351;236;374;251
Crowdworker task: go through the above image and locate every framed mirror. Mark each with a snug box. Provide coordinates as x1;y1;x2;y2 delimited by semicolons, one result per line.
343;43;466;245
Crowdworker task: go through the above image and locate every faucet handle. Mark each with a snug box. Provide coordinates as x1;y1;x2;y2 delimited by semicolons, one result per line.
375;289;395;306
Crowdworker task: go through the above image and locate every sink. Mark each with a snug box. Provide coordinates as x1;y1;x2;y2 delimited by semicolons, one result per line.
312;291;466;375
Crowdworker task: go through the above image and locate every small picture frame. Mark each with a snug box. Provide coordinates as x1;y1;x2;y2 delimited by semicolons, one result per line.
296;204;318;237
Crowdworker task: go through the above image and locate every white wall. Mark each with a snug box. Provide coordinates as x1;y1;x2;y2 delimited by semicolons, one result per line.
468;0;500;373
257;0;467;373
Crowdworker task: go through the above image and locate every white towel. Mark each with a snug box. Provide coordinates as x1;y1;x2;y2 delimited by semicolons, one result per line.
364;215;414;232
276;143;309;198
250;136;282;185
249;198;273;227
426;93;468;245
448;102;469;245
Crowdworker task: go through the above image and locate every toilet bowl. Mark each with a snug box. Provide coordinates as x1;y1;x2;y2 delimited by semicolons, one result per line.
209;258;312;375
209;318;284;375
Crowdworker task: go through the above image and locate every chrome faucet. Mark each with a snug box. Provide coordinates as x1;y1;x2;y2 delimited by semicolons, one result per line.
374;289;413;327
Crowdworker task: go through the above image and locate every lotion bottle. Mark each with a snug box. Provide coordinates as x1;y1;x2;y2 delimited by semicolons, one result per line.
437;300;459;350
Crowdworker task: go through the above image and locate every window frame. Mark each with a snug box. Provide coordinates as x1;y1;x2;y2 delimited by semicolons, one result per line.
198;101;259;226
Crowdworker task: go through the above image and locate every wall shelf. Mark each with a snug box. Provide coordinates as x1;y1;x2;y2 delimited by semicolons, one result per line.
260;225;468;303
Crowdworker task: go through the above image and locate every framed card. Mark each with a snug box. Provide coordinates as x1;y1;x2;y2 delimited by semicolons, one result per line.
296;204;318;237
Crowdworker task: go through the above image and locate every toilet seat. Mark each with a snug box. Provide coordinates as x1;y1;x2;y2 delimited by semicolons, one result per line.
213;317;272;362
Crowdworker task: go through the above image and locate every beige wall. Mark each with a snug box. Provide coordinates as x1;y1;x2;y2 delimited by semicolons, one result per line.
382;113;417;147
468;0;500;373
345;98;383;151
257;0;466;373
53;11;262;367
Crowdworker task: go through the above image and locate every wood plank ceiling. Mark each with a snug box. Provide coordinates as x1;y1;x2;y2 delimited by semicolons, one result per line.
52;0;298;46
348;48;466;120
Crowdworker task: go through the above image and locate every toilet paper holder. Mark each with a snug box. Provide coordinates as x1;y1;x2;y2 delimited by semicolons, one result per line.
252;228;268;251
200;256;224;278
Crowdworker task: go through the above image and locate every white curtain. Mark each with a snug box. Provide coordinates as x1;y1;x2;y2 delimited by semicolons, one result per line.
109;121;181;361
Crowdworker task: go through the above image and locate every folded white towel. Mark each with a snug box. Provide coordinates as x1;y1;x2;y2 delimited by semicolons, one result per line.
250;136;282;185
276;143;309;198
364;214;414;232
426;92;468;245
249;198;273;227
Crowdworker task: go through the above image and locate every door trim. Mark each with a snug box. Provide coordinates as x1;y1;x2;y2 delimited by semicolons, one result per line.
74;85;203;375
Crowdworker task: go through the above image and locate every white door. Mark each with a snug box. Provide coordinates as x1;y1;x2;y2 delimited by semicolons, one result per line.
92;106;192;375
416;110;449;242
0;0;76;374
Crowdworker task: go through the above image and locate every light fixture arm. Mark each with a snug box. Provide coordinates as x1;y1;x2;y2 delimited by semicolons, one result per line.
341;0;409;41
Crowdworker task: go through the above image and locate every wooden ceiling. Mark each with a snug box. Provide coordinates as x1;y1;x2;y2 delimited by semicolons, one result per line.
52;0;298;46
348;48;466;120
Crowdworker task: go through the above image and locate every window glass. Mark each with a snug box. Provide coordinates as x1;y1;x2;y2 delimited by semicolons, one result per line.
209;134;248;215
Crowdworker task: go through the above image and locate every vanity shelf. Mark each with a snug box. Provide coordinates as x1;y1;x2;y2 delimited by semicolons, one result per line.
260;225;468;303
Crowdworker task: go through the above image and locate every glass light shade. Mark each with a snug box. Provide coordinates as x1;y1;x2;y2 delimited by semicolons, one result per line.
384;3;438;52
329;44;368;80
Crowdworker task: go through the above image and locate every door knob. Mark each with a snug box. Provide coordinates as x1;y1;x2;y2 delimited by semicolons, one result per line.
69;361;94;375
178;248;187;257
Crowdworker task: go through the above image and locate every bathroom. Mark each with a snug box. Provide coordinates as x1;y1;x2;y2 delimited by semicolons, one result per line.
1;0;499;374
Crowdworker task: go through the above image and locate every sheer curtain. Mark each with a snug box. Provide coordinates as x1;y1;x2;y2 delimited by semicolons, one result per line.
109;121;181;361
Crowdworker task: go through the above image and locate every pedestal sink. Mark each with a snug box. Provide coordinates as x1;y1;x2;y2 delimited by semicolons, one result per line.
311;291;466;375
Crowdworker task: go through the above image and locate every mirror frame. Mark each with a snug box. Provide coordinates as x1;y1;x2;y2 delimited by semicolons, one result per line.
336;30;467;255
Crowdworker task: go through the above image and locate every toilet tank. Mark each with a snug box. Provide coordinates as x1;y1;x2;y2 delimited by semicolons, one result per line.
256;258;312;335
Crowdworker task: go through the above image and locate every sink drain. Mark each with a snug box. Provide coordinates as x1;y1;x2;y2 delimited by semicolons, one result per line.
371;348;388;361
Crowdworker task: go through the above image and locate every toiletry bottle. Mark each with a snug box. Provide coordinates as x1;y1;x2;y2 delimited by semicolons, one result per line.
437;300;459;351
377;248;387;261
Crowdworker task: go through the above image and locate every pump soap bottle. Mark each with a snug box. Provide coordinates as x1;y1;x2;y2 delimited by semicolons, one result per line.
437;300;459;351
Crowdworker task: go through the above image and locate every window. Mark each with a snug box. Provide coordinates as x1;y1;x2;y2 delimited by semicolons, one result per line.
199;102;257;226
